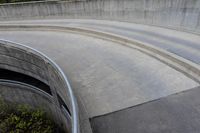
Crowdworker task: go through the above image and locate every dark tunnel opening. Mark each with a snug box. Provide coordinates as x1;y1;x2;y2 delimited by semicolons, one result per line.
0;68;51;95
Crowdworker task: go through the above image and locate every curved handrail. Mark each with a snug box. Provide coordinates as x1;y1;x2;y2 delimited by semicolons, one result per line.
0;39;79;133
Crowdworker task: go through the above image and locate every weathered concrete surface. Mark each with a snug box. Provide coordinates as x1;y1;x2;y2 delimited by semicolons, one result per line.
1;19;200;65
0;0;200;34
0;30;198;132
91;86;200;133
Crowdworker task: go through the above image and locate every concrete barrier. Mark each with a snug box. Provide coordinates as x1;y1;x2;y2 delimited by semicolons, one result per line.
0;0;200;34
0;39;79;133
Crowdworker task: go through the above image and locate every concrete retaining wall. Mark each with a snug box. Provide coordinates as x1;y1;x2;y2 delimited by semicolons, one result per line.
0;40;79;133
0;0;200;33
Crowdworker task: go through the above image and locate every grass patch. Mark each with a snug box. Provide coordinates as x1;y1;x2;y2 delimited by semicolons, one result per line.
0;99;65;133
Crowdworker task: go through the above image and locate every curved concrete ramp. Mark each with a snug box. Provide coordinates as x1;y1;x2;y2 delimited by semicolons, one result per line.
0;29;199;133
0;0;200;131
1;19;200;64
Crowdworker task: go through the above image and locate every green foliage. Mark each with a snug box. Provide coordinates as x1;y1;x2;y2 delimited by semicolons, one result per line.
0;0;7;4
0;99;63;133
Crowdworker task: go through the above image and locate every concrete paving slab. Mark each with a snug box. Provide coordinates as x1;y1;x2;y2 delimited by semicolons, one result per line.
90;86;200;133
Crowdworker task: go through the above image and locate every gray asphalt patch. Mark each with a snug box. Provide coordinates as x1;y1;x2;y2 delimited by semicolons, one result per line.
91;86;200;133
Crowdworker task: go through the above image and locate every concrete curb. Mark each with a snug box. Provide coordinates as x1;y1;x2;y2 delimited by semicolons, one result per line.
0;24;199;83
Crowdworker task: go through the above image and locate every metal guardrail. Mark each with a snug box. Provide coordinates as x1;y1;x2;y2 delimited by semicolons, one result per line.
0;39;79;133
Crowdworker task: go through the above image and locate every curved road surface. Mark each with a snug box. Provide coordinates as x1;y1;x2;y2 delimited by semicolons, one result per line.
1;19;200;64
0;20;200;133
